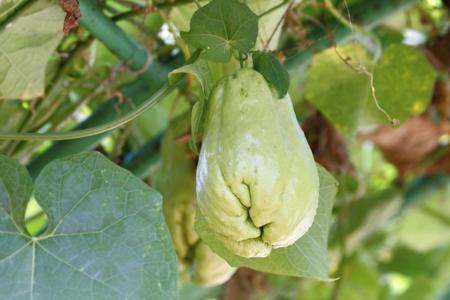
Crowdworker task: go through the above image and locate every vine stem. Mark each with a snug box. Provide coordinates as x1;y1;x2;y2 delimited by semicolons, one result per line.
324;0;382;62
324;0;399;126
263;1;294;50
0;0;31;26
0;84;175;141
258;0;292;19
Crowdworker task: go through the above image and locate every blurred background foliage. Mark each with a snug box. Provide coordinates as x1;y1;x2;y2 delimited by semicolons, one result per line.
0;0;449;299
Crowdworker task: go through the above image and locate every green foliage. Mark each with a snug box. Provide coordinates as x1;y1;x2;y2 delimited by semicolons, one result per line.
0;0;25;22
196;166;337;279
305;43;373;134
306;42;438;134
169;55;212;153
0;0;448;298
253;51;290;98
0;152;178;299
181;0;258;62
338;255;382;300
0;0;64;100
169;57;212;97
373;44;437;122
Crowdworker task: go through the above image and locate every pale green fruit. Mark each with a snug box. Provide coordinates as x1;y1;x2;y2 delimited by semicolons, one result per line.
196;68;319;258
159;113;236;286
192;242;236;286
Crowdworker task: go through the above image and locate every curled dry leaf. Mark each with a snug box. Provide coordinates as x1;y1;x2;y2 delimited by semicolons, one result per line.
303;111;354;175
427;148;450;174
369;117;441;175
432;80;450;121
426;30;450;72
221;268;269;300
59;0;81;35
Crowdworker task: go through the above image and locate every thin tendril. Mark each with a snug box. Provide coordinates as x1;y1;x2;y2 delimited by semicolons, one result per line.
325;0;398;126
0;84;176;141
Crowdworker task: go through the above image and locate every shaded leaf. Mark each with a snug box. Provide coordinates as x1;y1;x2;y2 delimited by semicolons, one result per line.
181;0;258;63
0;152;178;299
0;153;32;233
253;51;290;98
195;165;338;279
369;117;440;175
338;255;382;300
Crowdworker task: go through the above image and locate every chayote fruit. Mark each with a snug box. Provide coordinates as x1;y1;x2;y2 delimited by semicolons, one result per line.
196;68;319;258
159;113;236;286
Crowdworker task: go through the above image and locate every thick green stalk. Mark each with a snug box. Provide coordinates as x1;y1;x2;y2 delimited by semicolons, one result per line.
78;0;149;71
121;133;163;178
0;84;173;141
0;0;31;25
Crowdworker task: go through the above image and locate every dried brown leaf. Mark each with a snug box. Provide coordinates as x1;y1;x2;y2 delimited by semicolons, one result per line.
369;117;441;174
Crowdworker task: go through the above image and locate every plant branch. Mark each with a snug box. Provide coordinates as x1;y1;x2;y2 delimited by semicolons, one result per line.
284;0;416;71
258;0;292;19
155;0;207;9
263;1;294;50
323;0;382;61
0;84;175;141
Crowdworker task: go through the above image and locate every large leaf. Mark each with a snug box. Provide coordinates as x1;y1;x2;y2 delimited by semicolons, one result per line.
0;152;178;299
181;0;258;63
0;0;64;100
195;165;338;279
306;43;438;134
373;44;437;122
305;43;372;134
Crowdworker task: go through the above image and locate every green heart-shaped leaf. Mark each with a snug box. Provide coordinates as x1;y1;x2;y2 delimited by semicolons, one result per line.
181;0;258;63
0;152;178;299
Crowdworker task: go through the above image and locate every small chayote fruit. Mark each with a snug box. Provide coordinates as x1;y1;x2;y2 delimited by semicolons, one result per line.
158;113;236;286
196;68;319;258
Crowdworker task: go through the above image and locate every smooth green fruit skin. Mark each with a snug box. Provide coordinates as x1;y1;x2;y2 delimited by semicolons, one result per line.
159;113;235;286
196;68;319;258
